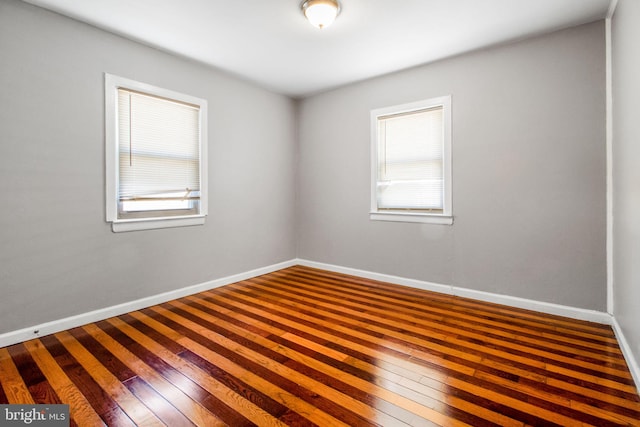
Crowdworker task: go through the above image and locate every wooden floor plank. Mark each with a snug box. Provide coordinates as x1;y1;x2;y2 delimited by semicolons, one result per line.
151;304;402;426
287;279;633;387
205;279;639;426
22;339;106;427
0;347;35;404
240;275;636;397
81;323;226;427
181;294;525;427
259;273;624;361
54;330;165;427
123;375;196;426
135;308;354;427
7;343;61;405
169;298;482;427
38;333;137;427
0;371;8;405
0;266;638;427
190;290;568;427
104;316;288;427
286;267;617;340
274;269;628;371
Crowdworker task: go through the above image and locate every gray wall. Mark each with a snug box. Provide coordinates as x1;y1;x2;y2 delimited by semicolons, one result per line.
612;0;640;370
0;0;297;334
0;0;610;337
297;21;607;311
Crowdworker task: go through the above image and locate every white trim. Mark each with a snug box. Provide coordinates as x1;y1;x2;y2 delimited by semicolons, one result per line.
604;0;639;395
605;6;616;316
0;259;296;348
105;73;118;222
611;317;640;395
300;259;454;294
452;287;611;325
296;259;612;324
369;212;453;225
111;215;206;232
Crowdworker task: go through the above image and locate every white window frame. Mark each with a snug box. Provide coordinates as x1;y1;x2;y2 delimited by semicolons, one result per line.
105;73;208;232
370;96;452;225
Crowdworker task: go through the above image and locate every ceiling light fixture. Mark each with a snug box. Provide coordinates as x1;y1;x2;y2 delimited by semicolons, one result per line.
302;0;341;29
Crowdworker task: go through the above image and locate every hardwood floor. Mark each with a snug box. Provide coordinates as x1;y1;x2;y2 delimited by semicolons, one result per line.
1;265;639;426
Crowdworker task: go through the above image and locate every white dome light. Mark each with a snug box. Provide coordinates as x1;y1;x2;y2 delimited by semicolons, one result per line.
302;0;341;29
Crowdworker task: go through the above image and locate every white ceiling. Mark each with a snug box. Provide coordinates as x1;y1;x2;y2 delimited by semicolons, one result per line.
23;0;612;98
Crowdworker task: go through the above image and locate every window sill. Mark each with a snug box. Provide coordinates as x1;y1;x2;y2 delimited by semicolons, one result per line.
111;215;206;232
369;212;453;225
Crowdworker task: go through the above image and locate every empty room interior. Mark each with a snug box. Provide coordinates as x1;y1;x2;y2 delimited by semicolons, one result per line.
1;0;640;425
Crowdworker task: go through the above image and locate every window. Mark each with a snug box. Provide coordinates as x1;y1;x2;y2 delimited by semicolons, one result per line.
370;96;452;224
105;74;208;232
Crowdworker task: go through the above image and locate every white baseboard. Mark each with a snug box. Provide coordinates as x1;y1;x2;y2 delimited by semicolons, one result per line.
611;317;640;395
0;259;297;348
296;259;612;325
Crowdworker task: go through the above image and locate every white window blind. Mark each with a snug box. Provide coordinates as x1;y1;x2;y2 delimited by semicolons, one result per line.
376;106;444;211
117;89;201;215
